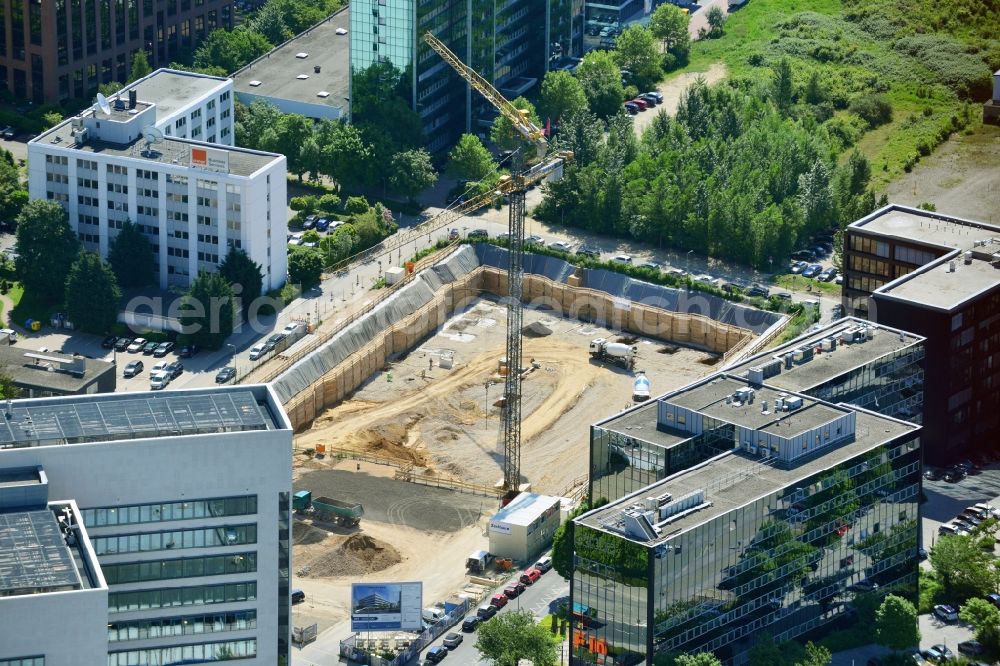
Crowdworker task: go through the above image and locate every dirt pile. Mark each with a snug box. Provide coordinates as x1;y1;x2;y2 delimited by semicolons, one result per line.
522;321;552;337
295;531;403;579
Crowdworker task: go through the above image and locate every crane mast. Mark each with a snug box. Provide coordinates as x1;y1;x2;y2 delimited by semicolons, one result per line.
424;31;567;494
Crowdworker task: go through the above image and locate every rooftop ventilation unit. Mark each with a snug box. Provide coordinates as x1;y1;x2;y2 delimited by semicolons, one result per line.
296;74;309;80
248;80;262;87
734;387;755;405
295;52;309;59
623;507;658;540
783;395;803;411
657;489;707;524
964;251;974;265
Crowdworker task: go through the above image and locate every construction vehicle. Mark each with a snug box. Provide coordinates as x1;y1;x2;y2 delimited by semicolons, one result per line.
425;32;571;496
292;490;312;512
590;338;637;369
632;372;651;401
311;496;364;527
466;549;494;574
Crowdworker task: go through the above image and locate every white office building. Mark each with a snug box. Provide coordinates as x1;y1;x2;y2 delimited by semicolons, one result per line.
28;68;288;291
0;386;293;665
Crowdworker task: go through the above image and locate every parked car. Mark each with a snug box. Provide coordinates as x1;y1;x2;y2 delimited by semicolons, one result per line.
291;589;305;604
149;371;171;390
645;91;663;104
790;261;808;274
249;343;268;361
265;333;286;351
985;593;1000;609
127;337;147;353
818;268;838;282
801;264;823;279
520;568;541;586
151;361;170;375
576;246;600;258
142;340;159;355
315;218;330;232
920;649;944;664
933;604;959;623
442;633;463;649
123;360;144;377
944;465;966;483
153;341;174;357
426;646;449;663
623;101;639;115
791;250;816;262
468;228;489;239
215;366;237;383
503;582;525;598
489;593;508;609
924;467;944;481
302;215;316;229
535;556;553;573
165;362;184;379
461;616;480;632
958;640;984;656
640;92;660;106
476;604;497;620
448;228;460;240
746;284;770;298
115;337;132;352
525;235;545;246
178;344;200;358
101;335;118;349
630;98;649;111
774;292;792;301
931;644;955;661
549;240;573;252
611;254;633;264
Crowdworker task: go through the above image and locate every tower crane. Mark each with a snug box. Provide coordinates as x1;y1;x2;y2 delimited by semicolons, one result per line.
424;32;571;495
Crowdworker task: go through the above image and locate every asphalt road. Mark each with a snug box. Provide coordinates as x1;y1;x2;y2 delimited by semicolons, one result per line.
417;567;569;665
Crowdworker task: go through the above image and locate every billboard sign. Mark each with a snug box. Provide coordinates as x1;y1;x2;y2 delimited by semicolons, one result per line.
189;145;230;173
489;520;512;534
350;582;423;632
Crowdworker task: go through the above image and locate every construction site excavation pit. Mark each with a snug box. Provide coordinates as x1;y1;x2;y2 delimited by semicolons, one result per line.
294;297;723;495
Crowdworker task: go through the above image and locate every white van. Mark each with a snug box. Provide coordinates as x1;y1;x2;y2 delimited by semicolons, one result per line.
421;607;445;624
0;328;16;344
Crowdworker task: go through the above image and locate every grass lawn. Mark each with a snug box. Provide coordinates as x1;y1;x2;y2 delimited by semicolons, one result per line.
9;284;57;329
773;273;842;296
2;282;23;327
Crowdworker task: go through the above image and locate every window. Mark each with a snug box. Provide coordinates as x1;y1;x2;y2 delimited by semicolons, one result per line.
82;496;257;527
108;610;256;642
102;552;257;584
92;524;256;555
107;639;256;665
108;581;257;613
849;235;889;258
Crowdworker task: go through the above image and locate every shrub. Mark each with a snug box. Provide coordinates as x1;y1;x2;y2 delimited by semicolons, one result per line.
894;34;992;98
848;94;893;128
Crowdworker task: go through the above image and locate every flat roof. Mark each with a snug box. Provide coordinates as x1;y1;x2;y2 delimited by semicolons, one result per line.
724;317;925;393
0;509;83;597
0;345;114;392
123;68;229;118
37;117;280;177
667;376;845;435
0;467;41;489
579;410;917;544
491;492;560;527
0;387;283;449
850;205;1000;253
231;8;350;112
596;401;690;450
877;253;1000;311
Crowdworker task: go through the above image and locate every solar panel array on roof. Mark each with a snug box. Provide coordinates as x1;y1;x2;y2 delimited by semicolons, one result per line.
0;391;267;448
0;510;82;596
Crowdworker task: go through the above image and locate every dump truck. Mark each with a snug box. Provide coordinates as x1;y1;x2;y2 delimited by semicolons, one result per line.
312;496;364;527
589;338;637;369
292;490;312;512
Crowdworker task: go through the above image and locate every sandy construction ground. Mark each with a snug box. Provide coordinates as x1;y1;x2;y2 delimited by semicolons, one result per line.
295;299;720;494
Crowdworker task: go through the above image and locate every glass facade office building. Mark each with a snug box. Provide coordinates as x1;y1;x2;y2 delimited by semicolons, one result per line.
574;410;921;665
350;0;583;152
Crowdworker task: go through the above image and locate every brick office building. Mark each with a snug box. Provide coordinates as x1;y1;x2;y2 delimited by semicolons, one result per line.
842;204;1000;464
0;0;234;103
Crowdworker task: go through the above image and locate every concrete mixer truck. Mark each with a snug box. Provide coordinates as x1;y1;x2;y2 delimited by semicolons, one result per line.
589;338;637;369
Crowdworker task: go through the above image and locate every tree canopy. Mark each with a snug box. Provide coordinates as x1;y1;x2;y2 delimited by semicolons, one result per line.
960;598;1000;650
64;252;121;334
288;247;323;288
179;272;235;350
875;595;919;651
649;3;691;69
675;654;722;666
575;50;626;119
389;149;437;201
218;246;264;310
128;51;152;83
613;25;662;90
930;534;1000;599
108;220;155;289
194;27;272;74
448;134;497;182
15;200;81;304
475;609;558;666
539;70;589;123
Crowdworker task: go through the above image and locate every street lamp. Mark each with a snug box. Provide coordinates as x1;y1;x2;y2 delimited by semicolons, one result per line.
686;249;694;274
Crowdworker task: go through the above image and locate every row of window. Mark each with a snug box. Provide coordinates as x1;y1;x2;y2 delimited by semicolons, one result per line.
82;495;257;527
109;581;256;614
107;638;256;666
0;658;42;666
102;552;257;585
849;235;889;258
93;524;256;556
108;610;256;643
848;276;887;294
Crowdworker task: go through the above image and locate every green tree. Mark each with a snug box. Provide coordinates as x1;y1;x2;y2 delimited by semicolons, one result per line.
771;58;795;111
316;120;372;189
475;609;557;666
794;642;832;666
706;6;727;37
675;654;722;666
0;157;27;226
613;25;662;90
0;369;20;399
553;109;604;166
41;111;63;129
448;134;497;181
576;50;626;119
107;220;155;289
319;228;355;265
15;199;81;303
490;97;540;152
930;535;1000;599
650;3;691;67
128;50;152;83
388;149;438;201
98;81;125;97
539;70;589;123
344;196;370;215
960;598;1000;648
179;272;235;350
798;161;834;231
63;252;120;333
251;1;292;45
194;27;272;74
288;247;323;288
235;99;283;150
748;634;783;666
262;114;314;181
875;595;920;651
217;246;264;310
551;502;594;579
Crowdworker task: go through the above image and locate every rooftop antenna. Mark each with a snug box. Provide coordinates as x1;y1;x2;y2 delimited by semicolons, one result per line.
95;92;111;116
141;126;163;155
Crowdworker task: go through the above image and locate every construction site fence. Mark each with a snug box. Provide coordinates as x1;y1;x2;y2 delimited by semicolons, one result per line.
339;598;471;666
283;260;754;431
